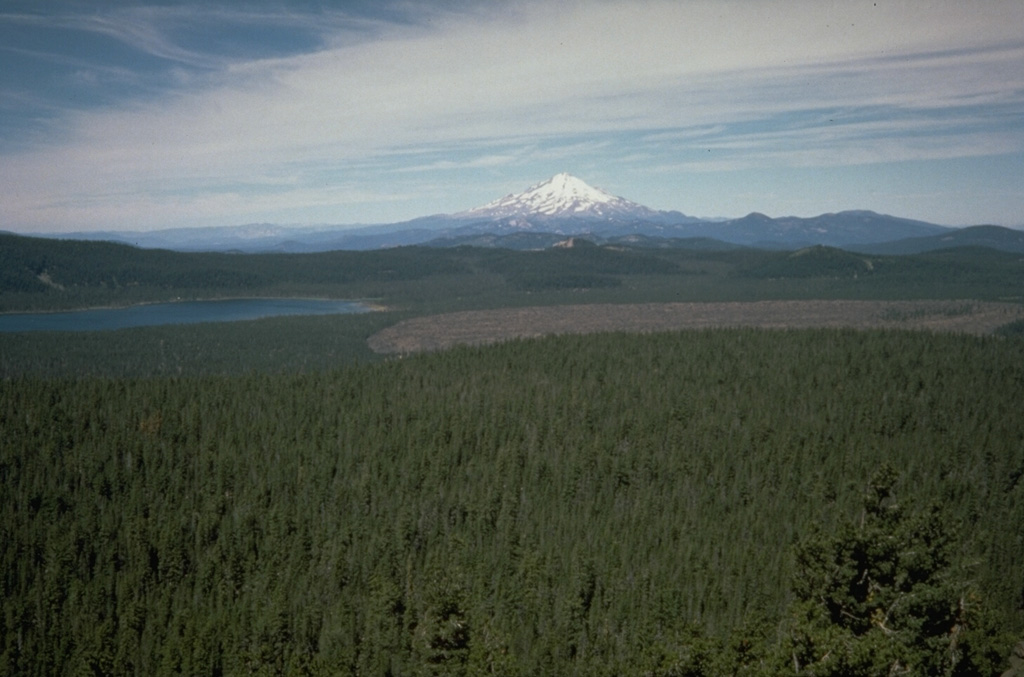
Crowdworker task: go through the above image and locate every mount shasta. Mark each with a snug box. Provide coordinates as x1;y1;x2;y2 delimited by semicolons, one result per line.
47;173;1024;254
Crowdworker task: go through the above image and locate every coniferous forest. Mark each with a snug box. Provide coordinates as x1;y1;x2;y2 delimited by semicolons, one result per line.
3;329;1023;675
2;233;1024;674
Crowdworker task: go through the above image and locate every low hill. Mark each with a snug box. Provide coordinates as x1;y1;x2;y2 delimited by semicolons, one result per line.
850;224;1024;255
4;231;1024;317
0;231;470;311
738;245;877;279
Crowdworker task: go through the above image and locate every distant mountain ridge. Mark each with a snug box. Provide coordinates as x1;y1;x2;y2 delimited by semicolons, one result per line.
38;172;1021;253
707;210;949;249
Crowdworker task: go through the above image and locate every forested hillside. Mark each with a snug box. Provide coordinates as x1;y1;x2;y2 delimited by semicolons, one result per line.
3;232;1024;315
0;232;472;312
3;329;1022;675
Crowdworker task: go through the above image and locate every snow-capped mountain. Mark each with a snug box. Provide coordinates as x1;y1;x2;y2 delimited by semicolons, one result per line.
455;172;678;222
44;172;962;252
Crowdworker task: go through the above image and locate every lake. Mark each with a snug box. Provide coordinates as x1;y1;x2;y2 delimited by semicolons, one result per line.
0;298;372;332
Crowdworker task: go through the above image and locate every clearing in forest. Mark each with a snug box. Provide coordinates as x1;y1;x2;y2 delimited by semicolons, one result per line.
367;299;1024;353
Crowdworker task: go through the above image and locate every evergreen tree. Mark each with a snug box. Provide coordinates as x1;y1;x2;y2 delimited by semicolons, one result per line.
776;465;1011;676
414;566;471;677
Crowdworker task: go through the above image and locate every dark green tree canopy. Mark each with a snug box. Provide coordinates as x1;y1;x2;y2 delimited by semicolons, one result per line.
781;466;1009;676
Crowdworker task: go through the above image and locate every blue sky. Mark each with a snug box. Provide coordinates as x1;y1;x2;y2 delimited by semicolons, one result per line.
1;0;1022;233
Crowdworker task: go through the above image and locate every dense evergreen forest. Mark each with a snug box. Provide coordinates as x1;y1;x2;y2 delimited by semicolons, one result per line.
2;233;1023;673
3;329;1023;675
3;232;1024;316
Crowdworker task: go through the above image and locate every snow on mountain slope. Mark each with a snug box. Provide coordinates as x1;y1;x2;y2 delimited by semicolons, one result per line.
43;173;959;252
456;173;666;220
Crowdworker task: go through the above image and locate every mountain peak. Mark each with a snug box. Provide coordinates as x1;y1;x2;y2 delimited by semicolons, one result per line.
457;173;658;220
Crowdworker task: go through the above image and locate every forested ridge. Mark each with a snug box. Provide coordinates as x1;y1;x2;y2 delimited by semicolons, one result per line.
3;231;1024;316
3;328;1022;675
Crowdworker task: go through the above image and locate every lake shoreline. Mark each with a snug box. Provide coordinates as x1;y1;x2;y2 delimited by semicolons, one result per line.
0;297;387;333
0;295;390;316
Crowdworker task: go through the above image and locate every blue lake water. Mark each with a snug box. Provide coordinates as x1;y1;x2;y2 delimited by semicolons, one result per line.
0;298;372;332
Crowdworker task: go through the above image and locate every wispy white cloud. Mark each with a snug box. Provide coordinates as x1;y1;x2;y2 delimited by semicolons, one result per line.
1;0;1023;230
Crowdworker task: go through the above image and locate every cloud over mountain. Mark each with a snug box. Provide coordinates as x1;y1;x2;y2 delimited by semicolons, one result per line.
1;1;1022;232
